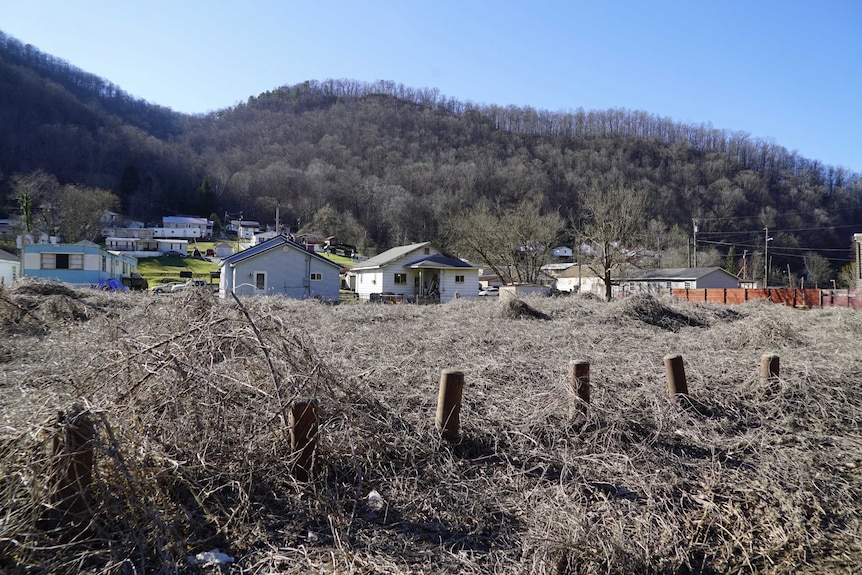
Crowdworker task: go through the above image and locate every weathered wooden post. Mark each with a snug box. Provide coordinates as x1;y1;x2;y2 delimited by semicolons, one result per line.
568;360;591;409
760;353;780;385
663;354;688;395
290;400;318;481
52;405;95;518
436;369;464;443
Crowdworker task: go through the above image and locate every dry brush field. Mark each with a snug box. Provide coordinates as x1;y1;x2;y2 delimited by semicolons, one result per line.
1;279;861;574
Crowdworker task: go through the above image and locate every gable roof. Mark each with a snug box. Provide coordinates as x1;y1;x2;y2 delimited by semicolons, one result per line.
555;264;598;279
350;242;431;271
404;253;474;270
163;216;208;225
622;267;738;281
219;234;341;270
0;249;19;262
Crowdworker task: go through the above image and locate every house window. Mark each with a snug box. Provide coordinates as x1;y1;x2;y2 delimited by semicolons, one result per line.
255;272;266;291
310;272;322;281
102;256;106;272
423;247;430;255
684;282;691;289
666;282;672;290
394;273;407;284
40;253;83;270
455;275;465;284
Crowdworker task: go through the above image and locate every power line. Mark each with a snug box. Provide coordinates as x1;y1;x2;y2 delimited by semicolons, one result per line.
698;223;862;236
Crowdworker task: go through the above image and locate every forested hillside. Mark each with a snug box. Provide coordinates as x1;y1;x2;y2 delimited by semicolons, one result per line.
2;32;860;276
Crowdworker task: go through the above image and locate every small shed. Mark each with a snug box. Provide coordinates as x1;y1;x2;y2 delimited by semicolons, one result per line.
214;242;234;258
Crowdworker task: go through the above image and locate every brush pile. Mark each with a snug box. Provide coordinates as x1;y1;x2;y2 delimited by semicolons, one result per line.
1;281;860;574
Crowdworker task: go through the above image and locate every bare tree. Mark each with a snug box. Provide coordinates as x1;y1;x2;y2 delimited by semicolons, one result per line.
578;185;647;301
57;184;120;243
802;251;833;288
11;170;60;234
445;199;565;285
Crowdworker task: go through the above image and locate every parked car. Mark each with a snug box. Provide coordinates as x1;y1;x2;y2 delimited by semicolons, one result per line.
478;286;500;297
169;279;207;293
152;281;185;295
161;250;185;258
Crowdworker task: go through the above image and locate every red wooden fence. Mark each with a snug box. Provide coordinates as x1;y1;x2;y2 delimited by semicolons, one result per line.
671;288;862;309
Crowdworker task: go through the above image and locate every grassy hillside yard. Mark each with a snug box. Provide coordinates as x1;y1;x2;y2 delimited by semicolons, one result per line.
1;280;860;574
136;255;219;286
136;250;353;289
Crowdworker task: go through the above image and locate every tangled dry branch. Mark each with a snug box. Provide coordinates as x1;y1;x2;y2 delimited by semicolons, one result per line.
1;281;860;574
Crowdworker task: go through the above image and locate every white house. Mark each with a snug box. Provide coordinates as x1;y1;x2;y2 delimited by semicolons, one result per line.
218;234;342;301
154;216;211;240
105;237;188;257
349;242;478;303
227;220;260;240
617;267;740;296
552;246;573;259
0;248;21;287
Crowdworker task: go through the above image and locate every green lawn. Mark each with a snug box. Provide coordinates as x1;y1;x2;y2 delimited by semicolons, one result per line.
137;256;219;286
135;249;355;289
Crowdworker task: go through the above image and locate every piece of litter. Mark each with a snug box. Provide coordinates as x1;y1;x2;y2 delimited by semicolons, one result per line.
188;549;234;565
367;489;385;511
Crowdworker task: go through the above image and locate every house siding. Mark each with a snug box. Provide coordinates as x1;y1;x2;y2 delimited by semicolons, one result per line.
22;244;137;284
439;270;478;301
351;244;478;302
0;259;20;286
219;242;340;301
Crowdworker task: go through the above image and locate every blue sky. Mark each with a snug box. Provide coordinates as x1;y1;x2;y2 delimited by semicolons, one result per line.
3;0;860;173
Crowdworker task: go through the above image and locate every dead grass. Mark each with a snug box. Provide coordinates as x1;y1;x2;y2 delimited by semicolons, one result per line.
1;283;860;574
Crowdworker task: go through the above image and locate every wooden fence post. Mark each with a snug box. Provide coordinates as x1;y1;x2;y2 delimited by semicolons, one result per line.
568;360;591;410
760;354;780;385
436;369;464;443
290;400;318;481
53;405;95;519
664;354;688;395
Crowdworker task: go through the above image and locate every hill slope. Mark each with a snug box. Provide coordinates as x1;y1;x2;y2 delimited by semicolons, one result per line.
1;32;861;273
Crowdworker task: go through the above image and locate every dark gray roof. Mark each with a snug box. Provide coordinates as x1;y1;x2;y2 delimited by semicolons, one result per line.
405;253;474;269
622;267;737;281
0;249;19;262
350;242;431;270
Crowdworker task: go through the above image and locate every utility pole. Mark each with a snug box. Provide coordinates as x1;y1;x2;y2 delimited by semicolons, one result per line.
763;227;773;287
692;219;699;268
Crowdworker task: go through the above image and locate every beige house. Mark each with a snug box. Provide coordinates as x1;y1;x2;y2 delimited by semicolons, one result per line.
550;264;603;294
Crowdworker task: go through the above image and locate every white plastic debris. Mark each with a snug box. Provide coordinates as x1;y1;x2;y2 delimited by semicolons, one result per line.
188;549;234;565
367;489;385;511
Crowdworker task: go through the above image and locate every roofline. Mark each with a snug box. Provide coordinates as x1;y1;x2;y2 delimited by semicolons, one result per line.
219;235;342;269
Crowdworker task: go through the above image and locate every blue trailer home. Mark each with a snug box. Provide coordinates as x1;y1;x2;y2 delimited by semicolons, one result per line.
218;234;342;301
22;241;138;285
